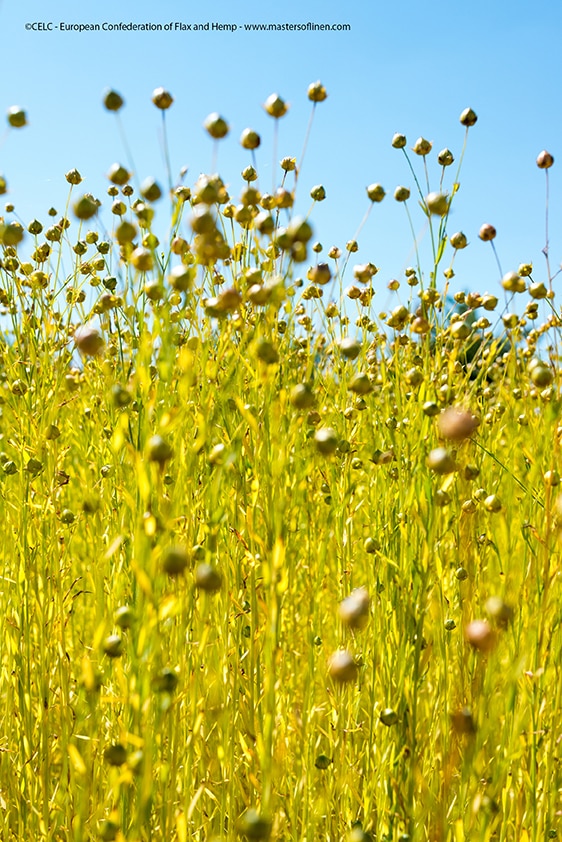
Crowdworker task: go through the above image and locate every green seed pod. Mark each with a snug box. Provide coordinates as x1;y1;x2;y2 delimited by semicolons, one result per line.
412;137;432;156
483;494;502;513
450;231;467;249
310;184;326;201
204;112;229;139
348;372;373;395
391;133;407;148
437;148;454;166
152;667;179;693
114;605;135;629
263;93;288;118
501;271;525;293
240;128;261;149
425;192;449;216
290;383;315;409
162;545;189;576
307;80;328;102
1;221;24;246
367;183;385;202
314;427;338;455
73;195;99;221
104;743;127;766
7;106;27;128
380;707;398;726
237;808;272;840
328;649;358;682
255;339;279;365
338;337;361;359
314;754;332;769
339;587;370;630
140;177;162;202
459;107;478;127
394;186;410;202
152;87;174;109
485;596;514;627
98;818;120;841
444;618;456;631
102;634;123;658
65;168;82;185
60;508;75;525
427;447;456;475
146;434;173;464
103;89;124;111
195;562;222;592
130;247;153;272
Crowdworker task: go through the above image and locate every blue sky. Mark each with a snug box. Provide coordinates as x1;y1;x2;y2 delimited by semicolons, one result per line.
1;0;561;308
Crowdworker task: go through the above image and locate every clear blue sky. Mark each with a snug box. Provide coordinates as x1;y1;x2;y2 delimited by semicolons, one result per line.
1;0;561;308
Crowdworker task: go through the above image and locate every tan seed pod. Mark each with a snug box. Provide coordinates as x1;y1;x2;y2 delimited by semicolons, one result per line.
437;407;479;441
328;649;358;682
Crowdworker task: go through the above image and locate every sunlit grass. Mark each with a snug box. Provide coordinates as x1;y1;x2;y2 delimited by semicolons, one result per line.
0;83;560;842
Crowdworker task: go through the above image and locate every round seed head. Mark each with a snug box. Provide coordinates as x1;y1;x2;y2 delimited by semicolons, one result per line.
450;231;467;249
460;107;478;127
146;435;173;464
204;112;229;139
74;324;104;356
380;707;399;726
328;649;358;682
73;194;99;220
7;106;27;128
114;605;135;629
425;192;449;216
339;587;370;630
479;223;496;241
483;494;502;513
394;186;410;202
290;383;315;409
102;634;123;658
152;87;174;109
240;128;261;149
65;168;82;185
195;563;222;592
437;148;454;166
1;221;24;246
437;407;479;441
485;596;514;627
162;545;189;576
310;184;326;201
536;150;554;169
237;808;272;840
391;133;407;148
412;137;432;156
104;743;127;766
263;93;288;118
427;447;456;475
308;80;328;102
103;89;124;111
367;183;385;202
465;619;496;652
140;177;162;202
314;427;339;455
338;337;361;359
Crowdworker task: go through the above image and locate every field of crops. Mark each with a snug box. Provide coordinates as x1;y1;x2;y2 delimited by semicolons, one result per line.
0;85;560;842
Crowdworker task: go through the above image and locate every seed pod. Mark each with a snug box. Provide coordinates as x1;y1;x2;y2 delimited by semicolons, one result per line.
140;177;162;202
152;87;173;109
394;186;410;202
7;106;27;128
314;427;338;455
438;148;454;166
103;743;127;766
437;407;479;441
290;383;315;409
114;605;135;629
102;634;123;658
459;107;478;127
536;150;554;169
485;596;514;627
152;667;179;693
478;223;496;241
162;545;188;576
338;337;361;359
195;562;222;592
308;80;328;102
237;808;272;840
427;447;456;475
310;184;326;201
65;168;82;185
146;435;173;464
339;587;370;630
98;818;120;841
263;93;288;118
412;137;432;156
314;754;332;769
240;128;261;149
348;372;373;395
328;649;358;683
367;183;385;202
483;494;502;513
204;112;229;139
73;195;99;220
425;192;449;216
103;89;124;111
450;707;476;734
465;619;496;652
391;133;407;148
74;324;104;356
379;707;398;726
